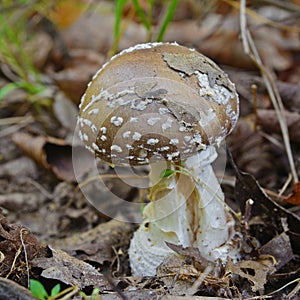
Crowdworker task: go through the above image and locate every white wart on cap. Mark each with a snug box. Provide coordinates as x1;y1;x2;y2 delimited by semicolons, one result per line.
78;42;239;166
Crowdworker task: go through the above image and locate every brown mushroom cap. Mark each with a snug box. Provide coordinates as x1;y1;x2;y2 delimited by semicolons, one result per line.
78;42;239;166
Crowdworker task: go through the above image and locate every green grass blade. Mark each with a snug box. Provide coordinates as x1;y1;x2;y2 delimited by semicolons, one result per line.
0;80;45;101
131;0;151;30
114;0;128;39
0;83;19;100
111;0;128;55
160;169;175;178
156;0;178;42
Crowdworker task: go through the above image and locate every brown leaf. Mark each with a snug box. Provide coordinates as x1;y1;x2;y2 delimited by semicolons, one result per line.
11;132;93;182
0;156;38;180
53;92;78;131
51;49;105;105
226;119;279;188
165;242;209;269
32;246;111;290
227;149;300;253
257;109;300;142
60;12;114;52
48;0;88;29
0;214;43;280
284;182;300;206
0;192;46;212
226;70;300;113
24;32;53;70
226;258;275;293
11;133;47;168
165;17;254;69
156;254;199;295
259;232;294;270
53;219;134;264
157;254;230;296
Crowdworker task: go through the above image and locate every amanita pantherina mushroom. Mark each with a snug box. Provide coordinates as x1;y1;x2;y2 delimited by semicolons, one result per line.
78;42;239;276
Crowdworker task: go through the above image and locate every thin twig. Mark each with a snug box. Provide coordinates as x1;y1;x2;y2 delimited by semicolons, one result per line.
6;247;21;279
20;228;30;289
111;245;121;275
239;0;298;184
55;286;80;300
0;123;28;138
287;281;300;298
251;84;258;131
26;178;54;199
258;131;284;150
0;115;33;126
278;173;293;197
186;263;214;295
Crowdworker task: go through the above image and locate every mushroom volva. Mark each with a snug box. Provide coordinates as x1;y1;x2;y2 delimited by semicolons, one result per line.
78;42;240;276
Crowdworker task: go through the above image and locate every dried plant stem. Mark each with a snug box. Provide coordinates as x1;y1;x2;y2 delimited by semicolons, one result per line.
239;0;298;184
186;263;214;295
6;247;21;279
224;0;300;33
0;115;33;126
20;228;29;288
278;173;293;197
260;0;300;13
251;84;258;131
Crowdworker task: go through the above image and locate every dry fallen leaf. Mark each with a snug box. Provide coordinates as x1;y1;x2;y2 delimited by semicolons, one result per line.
165;242;209;269
0;192;46;213
228;150;300;255
257;109;300;143
53;92;78;131
47;0;88;29
51;49;105;105
227;119;278;188
259;231;294;270
226;257;275;293
0;214;44;281
284;182;300;206
11;132;93;182
32;246;111;290
53;219;134;265
157;253;231;297
156;254;200;296
0;156;38;180
226;69;300;113
165;16;254;69
60;12;114;53
24;32;53;70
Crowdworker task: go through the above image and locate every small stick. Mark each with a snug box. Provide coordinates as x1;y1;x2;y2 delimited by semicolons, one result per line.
251;84;258;131
20;228;30;289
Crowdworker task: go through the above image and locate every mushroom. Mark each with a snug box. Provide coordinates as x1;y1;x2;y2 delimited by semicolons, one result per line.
78;42;239;276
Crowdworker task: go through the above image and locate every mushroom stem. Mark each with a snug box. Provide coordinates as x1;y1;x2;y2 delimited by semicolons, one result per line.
129;146;238;276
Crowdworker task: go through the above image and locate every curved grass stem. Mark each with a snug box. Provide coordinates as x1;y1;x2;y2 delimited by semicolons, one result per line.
239;0;298;184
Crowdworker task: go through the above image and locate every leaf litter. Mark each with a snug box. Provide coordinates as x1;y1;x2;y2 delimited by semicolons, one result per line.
0;0;300;299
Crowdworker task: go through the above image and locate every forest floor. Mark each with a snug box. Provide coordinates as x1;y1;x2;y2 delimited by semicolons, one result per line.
0;1;299;299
